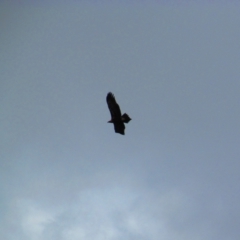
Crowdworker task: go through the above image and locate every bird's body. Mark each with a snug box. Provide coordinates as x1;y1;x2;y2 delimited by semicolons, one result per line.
106;92;131;135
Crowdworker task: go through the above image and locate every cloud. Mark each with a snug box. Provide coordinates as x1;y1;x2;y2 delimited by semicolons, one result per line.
19;200;55;240
2;186;204;240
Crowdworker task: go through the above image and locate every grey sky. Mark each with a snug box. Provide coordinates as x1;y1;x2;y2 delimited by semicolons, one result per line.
1;2;240;240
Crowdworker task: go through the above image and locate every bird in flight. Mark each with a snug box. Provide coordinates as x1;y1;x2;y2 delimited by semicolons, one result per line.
106;92;131;135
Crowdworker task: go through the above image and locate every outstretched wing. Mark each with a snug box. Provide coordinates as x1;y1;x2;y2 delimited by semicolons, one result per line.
106;92;122;119
114;122;125;135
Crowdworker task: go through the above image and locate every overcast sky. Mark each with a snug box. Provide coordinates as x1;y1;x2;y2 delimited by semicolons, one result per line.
1;1;240;240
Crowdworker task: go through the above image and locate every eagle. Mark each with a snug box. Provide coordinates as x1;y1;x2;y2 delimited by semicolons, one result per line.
106;92;131;135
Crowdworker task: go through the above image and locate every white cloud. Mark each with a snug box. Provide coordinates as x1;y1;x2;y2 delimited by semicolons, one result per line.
18;200;55;240
9;187;196;240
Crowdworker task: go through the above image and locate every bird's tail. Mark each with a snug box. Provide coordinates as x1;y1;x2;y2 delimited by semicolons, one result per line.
122;113;131;123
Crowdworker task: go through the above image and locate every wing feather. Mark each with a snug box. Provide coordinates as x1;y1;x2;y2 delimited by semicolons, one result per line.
106;92;122;119
114;122;125;135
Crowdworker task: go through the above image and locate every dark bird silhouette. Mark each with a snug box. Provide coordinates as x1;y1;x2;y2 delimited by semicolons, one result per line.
106;92;131;135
